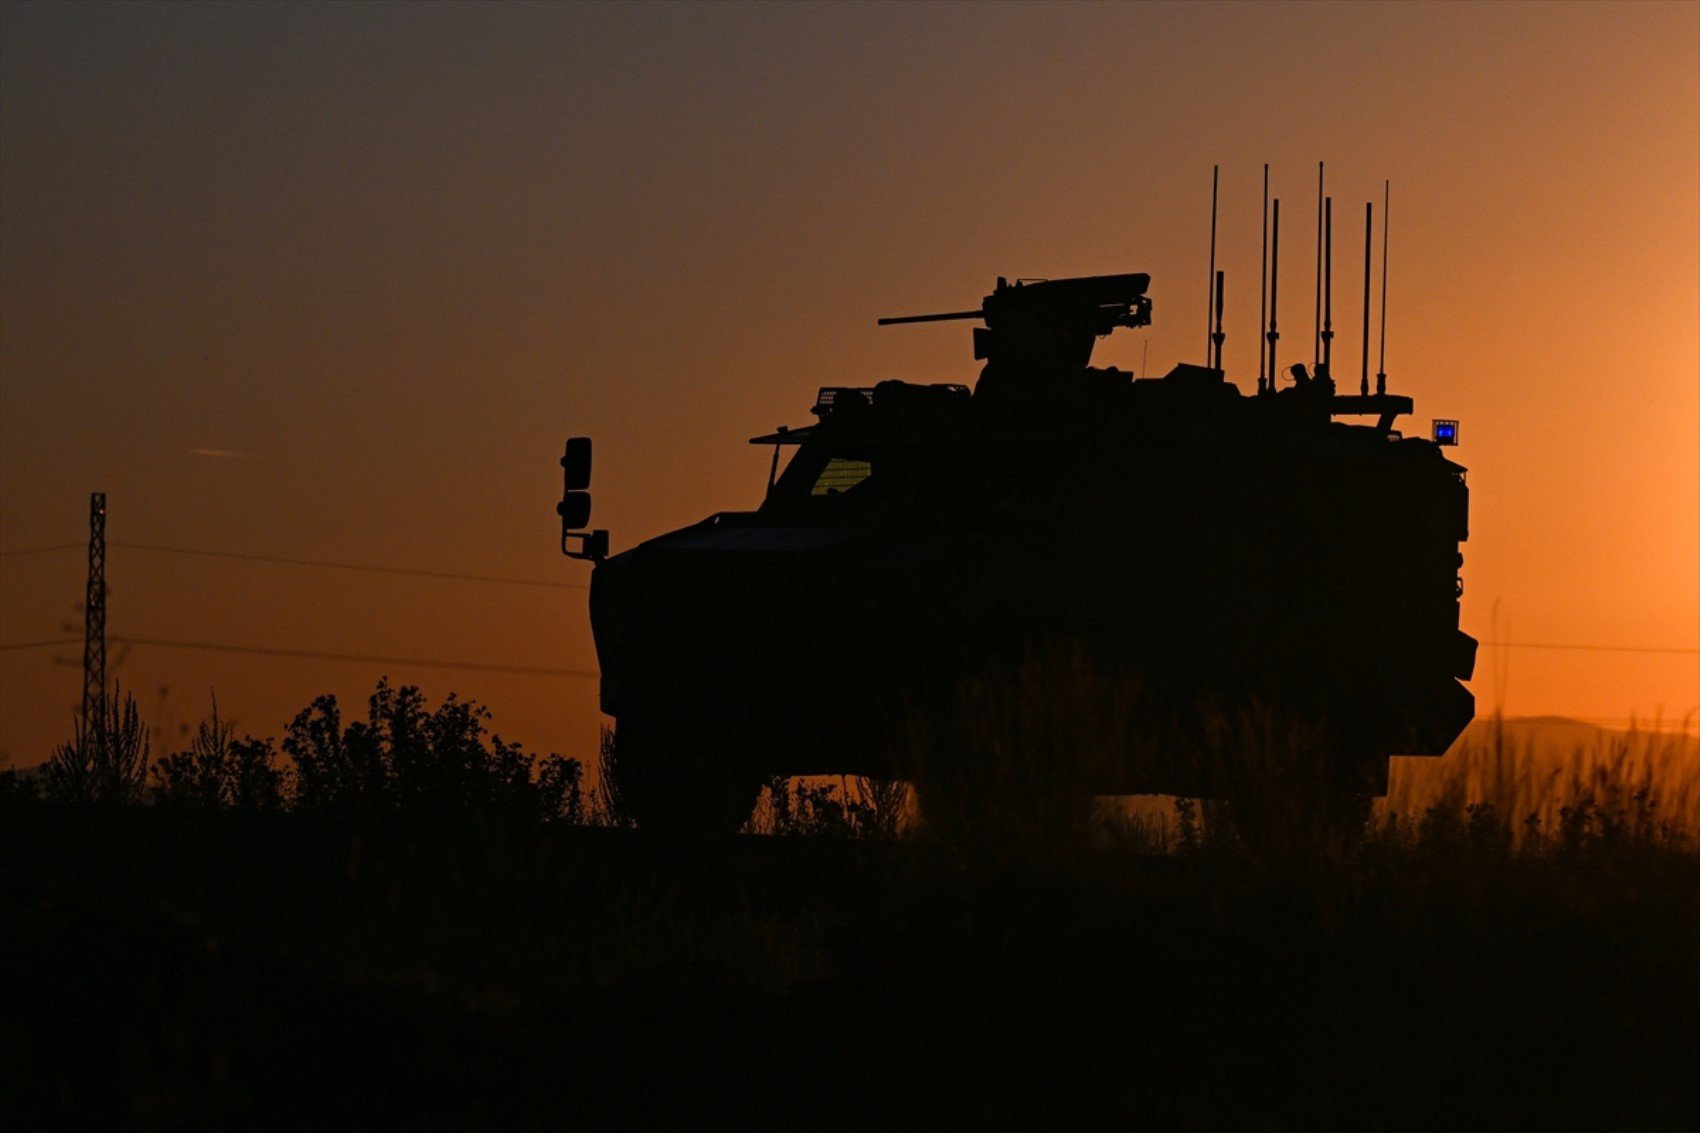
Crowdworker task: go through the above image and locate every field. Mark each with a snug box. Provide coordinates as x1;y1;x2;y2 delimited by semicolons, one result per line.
4;699;1698;1127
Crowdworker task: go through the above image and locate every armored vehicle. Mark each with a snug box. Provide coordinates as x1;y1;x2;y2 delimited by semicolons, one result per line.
560;269;1474;833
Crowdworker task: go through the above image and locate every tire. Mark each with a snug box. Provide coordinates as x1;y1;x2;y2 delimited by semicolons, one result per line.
606;715;761;836
1225;748;1379;859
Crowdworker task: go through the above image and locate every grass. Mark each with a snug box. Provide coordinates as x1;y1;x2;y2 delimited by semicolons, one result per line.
4;691;1698;1127
1383;714;1700;842
1095;715;1700;859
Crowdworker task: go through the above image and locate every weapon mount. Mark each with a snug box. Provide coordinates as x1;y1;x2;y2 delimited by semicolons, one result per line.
881;273;1152;377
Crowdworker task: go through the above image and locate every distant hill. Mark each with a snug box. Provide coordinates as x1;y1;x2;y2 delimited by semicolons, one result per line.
1452;715;1698;757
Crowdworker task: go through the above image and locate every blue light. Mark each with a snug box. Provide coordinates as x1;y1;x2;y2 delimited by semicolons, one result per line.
1432;419;1459;446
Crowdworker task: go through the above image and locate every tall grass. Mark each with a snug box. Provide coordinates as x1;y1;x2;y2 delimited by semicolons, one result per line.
1382;715;1700;846
1096;718;1699;861
746;774;910;838
21;666;1697;861
895;644;1155;864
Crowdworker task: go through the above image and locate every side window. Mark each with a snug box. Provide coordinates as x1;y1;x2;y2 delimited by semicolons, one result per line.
810;457;872;496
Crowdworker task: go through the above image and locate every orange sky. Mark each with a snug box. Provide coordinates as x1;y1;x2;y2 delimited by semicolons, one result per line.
3;1;1697;767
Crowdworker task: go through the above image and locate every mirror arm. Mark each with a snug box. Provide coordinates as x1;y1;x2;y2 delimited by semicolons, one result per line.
562;528;608;563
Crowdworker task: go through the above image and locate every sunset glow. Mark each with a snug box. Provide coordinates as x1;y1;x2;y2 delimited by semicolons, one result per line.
3;2;1696;766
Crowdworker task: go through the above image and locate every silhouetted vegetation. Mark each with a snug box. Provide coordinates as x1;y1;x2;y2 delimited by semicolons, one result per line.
6;694;1697;1126
283;678;583;822
754;773;908;838
151;695;283;811
41;683;149;805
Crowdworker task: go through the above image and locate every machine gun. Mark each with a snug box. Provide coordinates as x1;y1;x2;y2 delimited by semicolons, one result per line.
880;273;1153;377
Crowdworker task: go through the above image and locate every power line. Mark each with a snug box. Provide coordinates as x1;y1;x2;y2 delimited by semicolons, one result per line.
6;634;1695;666
0;638;80;652
0;538;585;589
0;543;81;557
109;542;586;589
7;542;1693;655
1482;640;1698;656
0;634;594;676
5;636;1695;659
113;636;597;677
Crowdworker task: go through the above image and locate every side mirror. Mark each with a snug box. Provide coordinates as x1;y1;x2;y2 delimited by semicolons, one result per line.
558;437;608;562
558;491;591;531
562;437;592;491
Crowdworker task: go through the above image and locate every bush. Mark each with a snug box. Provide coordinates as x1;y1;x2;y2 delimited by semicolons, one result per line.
758;775;909;838
43;684;150;805
282;677;582;820
284;692;389;813
151;694;284;811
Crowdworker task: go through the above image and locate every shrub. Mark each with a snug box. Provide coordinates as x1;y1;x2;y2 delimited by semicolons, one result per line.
43;684;150;805
0;766;39;804
588;725;633;828
282;677;582;820
151;694;284;811
757;775;911;838
535;754;586;825
284;692;387;812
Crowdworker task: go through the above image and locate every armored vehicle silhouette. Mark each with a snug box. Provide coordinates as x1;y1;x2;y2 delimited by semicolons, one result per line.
561;260;1474;833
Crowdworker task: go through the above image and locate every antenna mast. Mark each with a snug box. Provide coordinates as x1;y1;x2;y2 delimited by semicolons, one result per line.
1376;180;1390;395
1360;200;1373;396
1267;199;1281;388
1313;161;1324;370
1320;196;1334;376
1211;270;1226;370
81;492;107;739
1206;165;1219;364
1258;165;1269;394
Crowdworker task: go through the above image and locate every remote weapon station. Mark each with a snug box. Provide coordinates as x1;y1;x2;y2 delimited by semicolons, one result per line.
560;172;1474;833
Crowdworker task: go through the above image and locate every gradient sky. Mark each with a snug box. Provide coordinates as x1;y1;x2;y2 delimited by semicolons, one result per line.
3;1;1697;766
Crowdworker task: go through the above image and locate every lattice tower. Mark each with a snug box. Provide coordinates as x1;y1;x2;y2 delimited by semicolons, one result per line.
81;492;106;736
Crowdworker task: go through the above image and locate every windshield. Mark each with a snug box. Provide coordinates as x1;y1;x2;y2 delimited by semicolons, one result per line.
810;457;873;497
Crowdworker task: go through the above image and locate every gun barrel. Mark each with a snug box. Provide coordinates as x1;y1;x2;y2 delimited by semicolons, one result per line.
877;308;984;326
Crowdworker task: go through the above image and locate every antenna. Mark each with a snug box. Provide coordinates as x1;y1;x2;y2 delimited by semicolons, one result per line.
1377;180;1390;395
1206;164;1219;363
1258;164;1269;395
1313;161;1323;370
1211;270;1226;370
1267;198;1281;388
82;492;107;741
767;426;787;489
1361;200;1372;396
1320;196;1333;376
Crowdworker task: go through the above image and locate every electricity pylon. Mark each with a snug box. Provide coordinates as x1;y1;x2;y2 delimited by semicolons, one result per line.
81;492;106;736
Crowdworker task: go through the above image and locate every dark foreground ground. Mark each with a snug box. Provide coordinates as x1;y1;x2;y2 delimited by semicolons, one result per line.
5;804;1698;1128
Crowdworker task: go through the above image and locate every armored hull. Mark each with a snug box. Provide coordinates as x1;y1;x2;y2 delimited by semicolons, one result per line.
568;273;1474;829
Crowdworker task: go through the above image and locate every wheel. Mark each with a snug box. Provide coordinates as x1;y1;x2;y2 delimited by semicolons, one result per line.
909;769;1096;859
899;652;1108;859
1224;745;1381;859
605;715;761;836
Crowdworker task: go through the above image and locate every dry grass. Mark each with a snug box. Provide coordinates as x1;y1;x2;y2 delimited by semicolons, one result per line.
893;644;1157;863
745;774;911;838
9;702;1698;1126
1383;715;1700;845
975;711;1700;863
